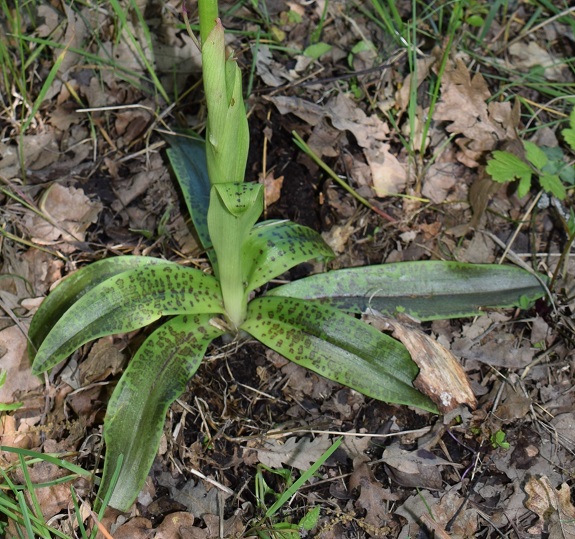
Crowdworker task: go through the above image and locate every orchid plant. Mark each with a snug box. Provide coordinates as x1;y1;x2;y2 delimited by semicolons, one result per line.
28;0;546;510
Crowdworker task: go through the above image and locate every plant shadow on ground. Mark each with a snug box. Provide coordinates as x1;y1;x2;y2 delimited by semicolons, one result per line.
1;0;575;537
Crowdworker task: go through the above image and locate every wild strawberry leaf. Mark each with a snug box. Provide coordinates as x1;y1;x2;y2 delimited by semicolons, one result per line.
265;261;546;321
539;173;566;200
562;108;575;152
524;140;548;170
100;313;225;510
32;263;224;374
243;220;335;293
486;150;532;190
241;296;437;412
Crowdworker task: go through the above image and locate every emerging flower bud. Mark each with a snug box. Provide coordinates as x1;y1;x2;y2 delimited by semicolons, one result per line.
202;19;249;184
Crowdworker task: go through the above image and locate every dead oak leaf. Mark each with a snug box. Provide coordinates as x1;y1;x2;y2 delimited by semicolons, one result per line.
26;183;102;251
434;58;519;167
508;41;565;81
254;436;332;471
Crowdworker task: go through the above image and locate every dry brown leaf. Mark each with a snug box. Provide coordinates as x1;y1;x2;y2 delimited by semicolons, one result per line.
452;314;536;369
326;93;389;149
434;58;519;167
350;458;394;528
112;516;153;539
431;489;478;539
524;476;575;537
254;436;332;471
0;325;41;403
268;95;325;126
154;512;197;539
396;56;437;111
381;443;460;490
12;461;73;520
79;338;126;386
260;171;284;206
368;316;477;412
365;144;407;196
256;46;296;88
0;132;60;180
509;41;565;81
26;183;102;251
422;163;458;204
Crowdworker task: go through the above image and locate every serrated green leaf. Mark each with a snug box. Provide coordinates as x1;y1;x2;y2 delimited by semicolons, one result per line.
265;261;546;321
524;140;548;170
28;256;165;360
164;134;215;265
562;108;575;151
241;297;436;412
32;263;224;374
563;128;575;152
539;173;566;199
486;151;532;187
243;220;335;293
100;313;224;510
516;171;532;198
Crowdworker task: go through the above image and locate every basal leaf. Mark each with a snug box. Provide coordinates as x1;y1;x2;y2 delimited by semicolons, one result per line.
100;313;225;510
265;261;546;321
32;263;224;374
28;256;164;360
241;296;436;412
243;220;335;293
164;133;215;265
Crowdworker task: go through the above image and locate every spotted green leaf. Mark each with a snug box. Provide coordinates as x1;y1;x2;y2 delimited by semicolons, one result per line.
241;296;437;412
100;313;225;510
265;261;546;321
32;263;224;375
164;134;215;265
243;220;335;293
28;256;163;360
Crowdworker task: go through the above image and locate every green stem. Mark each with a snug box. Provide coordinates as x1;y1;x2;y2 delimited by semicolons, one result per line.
198;0;219;45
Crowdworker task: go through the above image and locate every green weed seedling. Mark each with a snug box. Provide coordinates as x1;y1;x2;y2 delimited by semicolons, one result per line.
486;107;575;200
490;430;510;450
249;438;340;538
28;0;547;510
0;447;120;539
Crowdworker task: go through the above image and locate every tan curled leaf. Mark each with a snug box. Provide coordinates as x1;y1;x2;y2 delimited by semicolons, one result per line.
525;477;575;538
27;184;102;250
367;315;477;412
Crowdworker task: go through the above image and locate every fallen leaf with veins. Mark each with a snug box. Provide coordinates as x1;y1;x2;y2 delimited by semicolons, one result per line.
25;184;102;252
381;443;461;490
253;435;332;471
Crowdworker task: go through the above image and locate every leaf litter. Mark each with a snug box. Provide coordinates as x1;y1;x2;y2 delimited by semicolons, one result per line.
1;0;574;537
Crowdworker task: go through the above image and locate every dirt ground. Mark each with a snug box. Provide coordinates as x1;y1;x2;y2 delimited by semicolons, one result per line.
1;0;575;537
